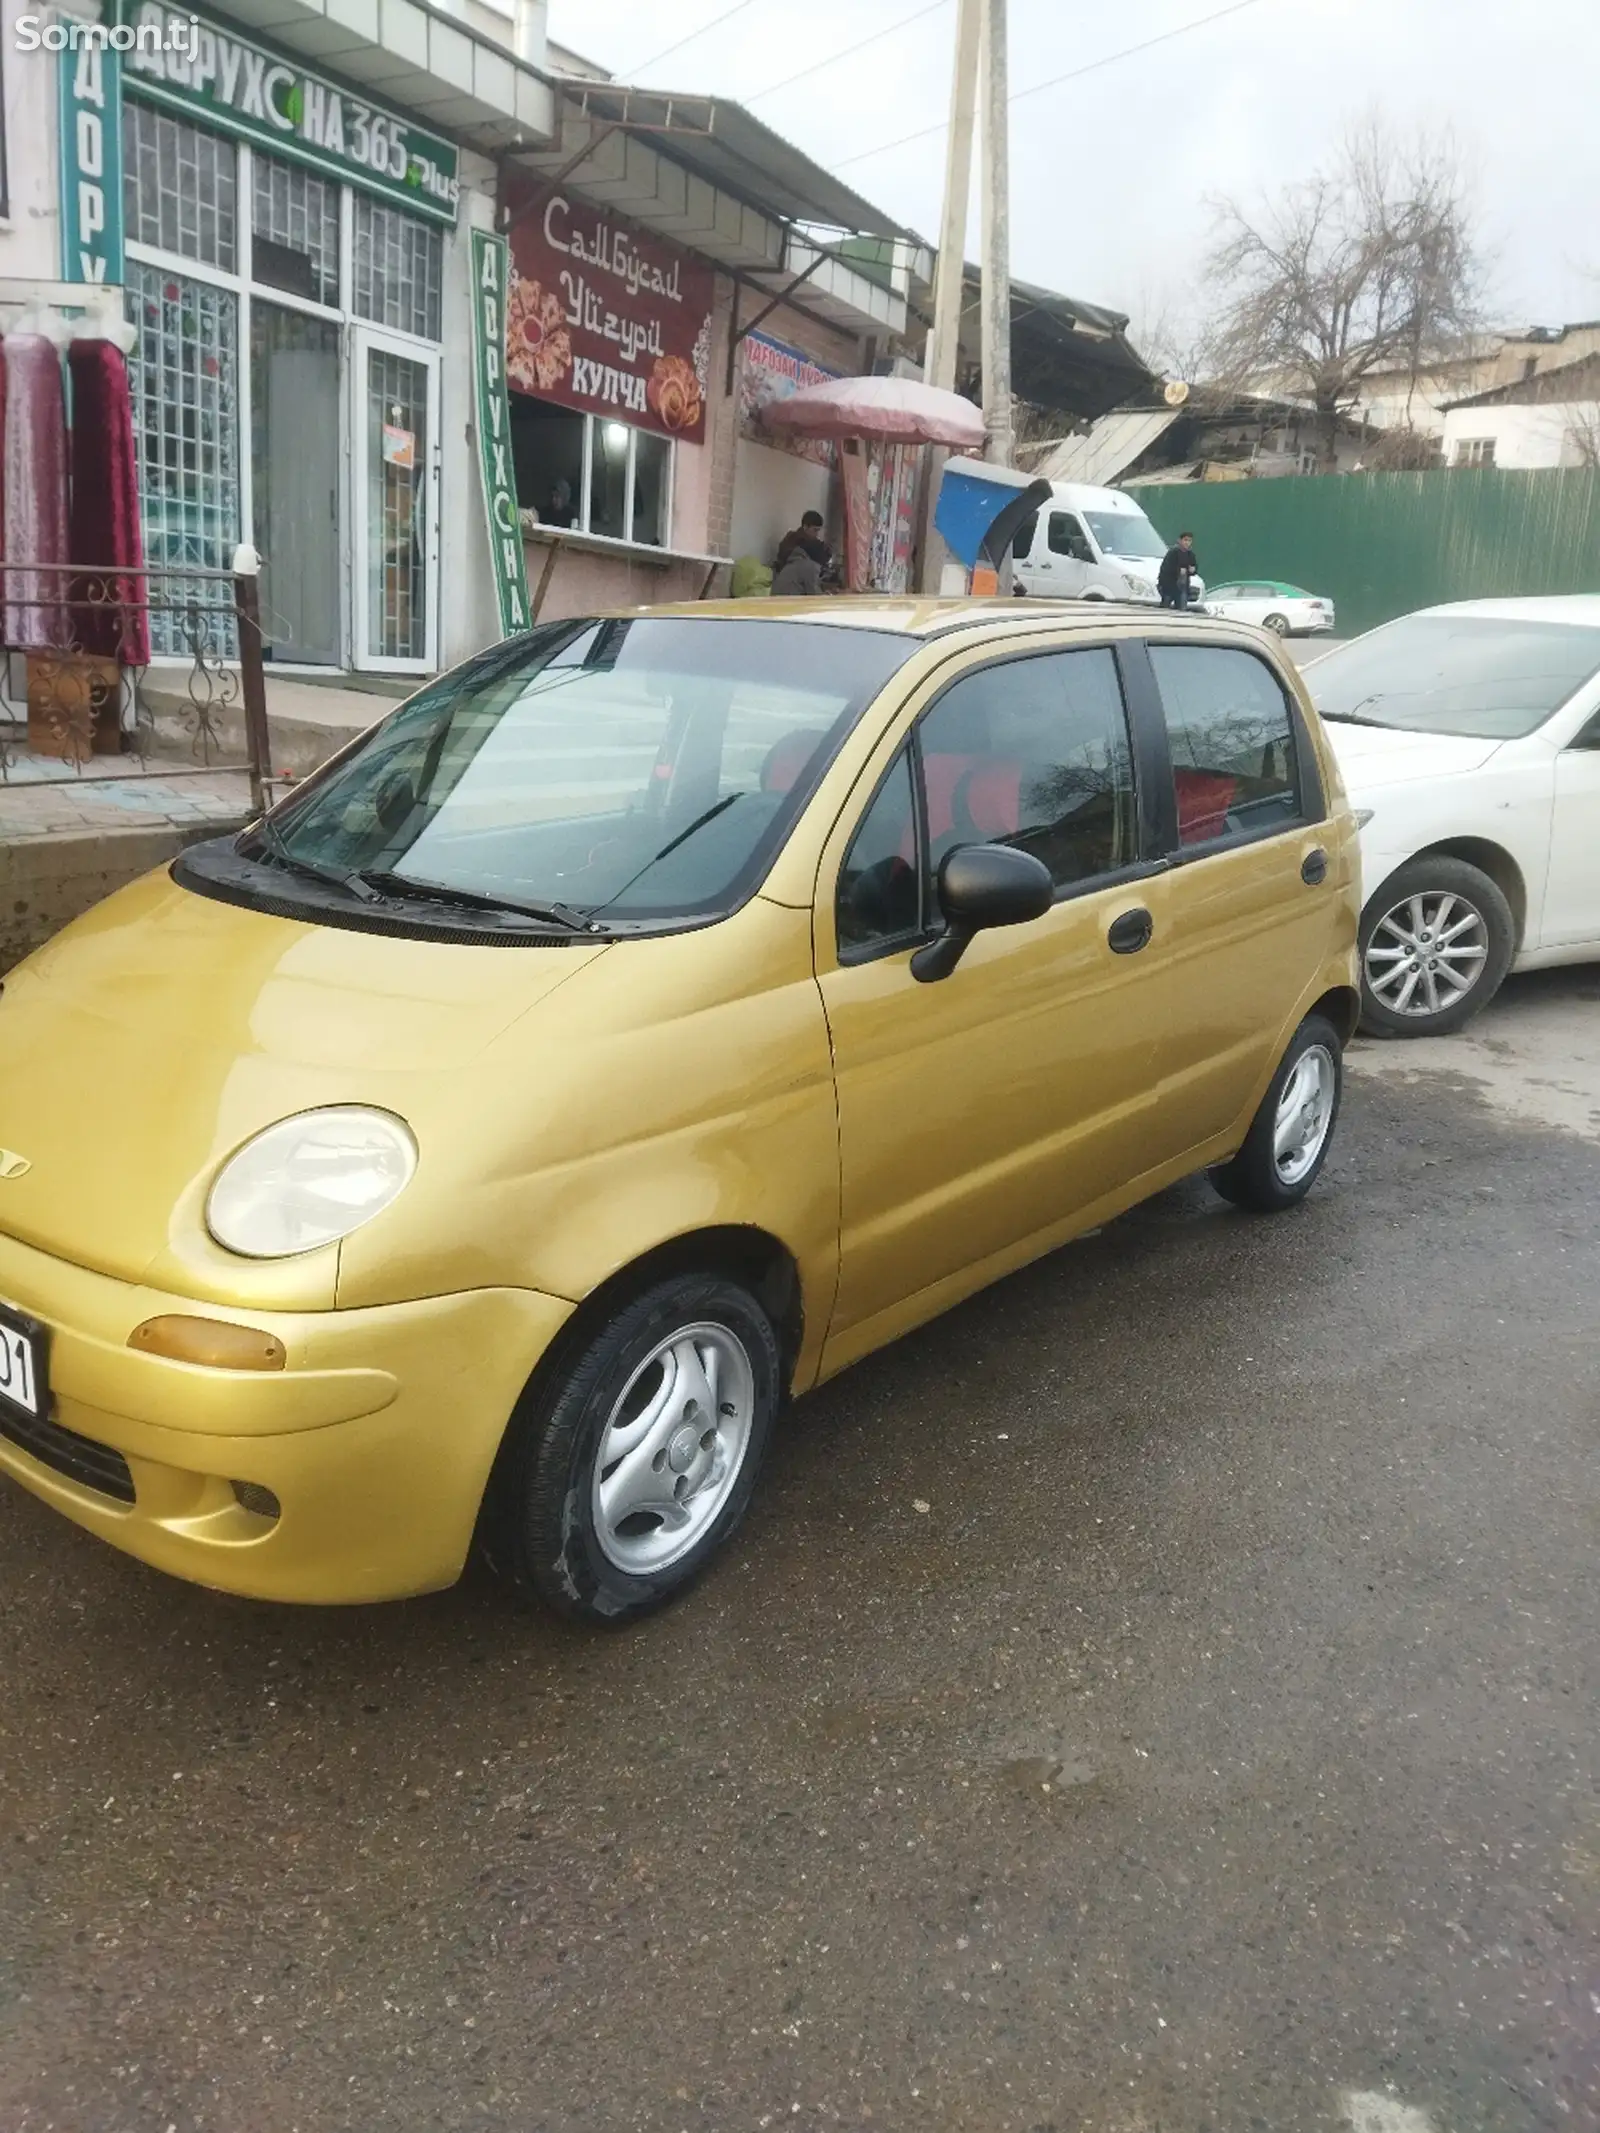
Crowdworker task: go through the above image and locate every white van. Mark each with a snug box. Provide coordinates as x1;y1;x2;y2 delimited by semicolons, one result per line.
1010;482;1204;606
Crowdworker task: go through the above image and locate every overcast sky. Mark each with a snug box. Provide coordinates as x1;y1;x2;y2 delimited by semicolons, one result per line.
546;0;1599;364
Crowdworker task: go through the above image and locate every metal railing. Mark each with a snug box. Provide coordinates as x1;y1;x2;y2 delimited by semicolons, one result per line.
0;560;273;815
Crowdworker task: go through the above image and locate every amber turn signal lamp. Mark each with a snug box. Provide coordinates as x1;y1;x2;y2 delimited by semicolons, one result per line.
128;1316;288;1371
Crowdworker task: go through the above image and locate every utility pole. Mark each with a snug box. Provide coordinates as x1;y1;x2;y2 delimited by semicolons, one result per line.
918;0;981;590
925;0;981;393
979;0;1013;466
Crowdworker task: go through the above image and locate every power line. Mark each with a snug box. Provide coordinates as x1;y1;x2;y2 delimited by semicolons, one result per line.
620;0;766;78
743;0;952;107
833;0;1271;169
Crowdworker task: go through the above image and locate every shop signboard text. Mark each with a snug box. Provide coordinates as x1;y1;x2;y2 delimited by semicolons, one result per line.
507;194;714;445
114;1;459;224
471;229;533;639
59;44;125;282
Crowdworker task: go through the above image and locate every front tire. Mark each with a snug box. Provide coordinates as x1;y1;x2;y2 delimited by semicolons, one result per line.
1209;1014;1343;1213
480;1274;780;1624
1358;857;1513;1037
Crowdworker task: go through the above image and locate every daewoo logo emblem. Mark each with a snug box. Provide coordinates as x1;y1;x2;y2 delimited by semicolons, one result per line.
0;1150;31;1180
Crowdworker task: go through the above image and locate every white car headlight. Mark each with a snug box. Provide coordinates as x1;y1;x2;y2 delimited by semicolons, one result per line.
1121;572;1149;595
206;1107;417;1259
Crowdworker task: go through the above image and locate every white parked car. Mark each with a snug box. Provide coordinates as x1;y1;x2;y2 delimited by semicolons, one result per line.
1305;597;1600;1036
1204;580;1336;636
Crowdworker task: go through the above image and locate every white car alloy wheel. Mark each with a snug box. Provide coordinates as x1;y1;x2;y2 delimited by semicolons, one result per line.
1273;1043;1338;1186
590;1322;756;1576
1364;889;1489;1020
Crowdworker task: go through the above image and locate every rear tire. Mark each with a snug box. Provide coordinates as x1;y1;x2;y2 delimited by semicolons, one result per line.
479;1273;780;1625
1358;857;1514;1038
1263;611;1291;635
1209;1014;1343;1213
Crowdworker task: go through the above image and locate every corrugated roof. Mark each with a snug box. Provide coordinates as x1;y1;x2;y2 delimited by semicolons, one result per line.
1032;407;1181;486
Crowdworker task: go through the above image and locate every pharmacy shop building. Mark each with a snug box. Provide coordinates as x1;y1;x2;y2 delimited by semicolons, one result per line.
72;3;490;672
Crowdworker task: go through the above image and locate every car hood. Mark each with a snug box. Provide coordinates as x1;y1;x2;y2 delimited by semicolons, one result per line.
0;868;605;1304
1321;721;1503;789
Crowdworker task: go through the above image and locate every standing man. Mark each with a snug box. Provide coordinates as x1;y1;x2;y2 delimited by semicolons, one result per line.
1158;530;1198;610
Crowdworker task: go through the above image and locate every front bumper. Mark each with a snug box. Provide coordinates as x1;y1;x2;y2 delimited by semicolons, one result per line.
0;1227;572;1603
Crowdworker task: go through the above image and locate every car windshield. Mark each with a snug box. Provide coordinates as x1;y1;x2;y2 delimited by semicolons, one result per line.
249;617;913;928
1082;510;1167;562
1308;615;1600;739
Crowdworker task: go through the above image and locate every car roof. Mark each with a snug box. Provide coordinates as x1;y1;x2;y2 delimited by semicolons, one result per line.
603;596;1263;644
1410;594;1600;626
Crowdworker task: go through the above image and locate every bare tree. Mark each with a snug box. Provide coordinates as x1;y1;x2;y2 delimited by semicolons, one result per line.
1204;120;1483;468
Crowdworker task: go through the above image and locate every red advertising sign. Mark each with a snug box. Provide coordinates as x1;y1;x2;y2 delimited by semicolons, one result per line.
506;192;715;445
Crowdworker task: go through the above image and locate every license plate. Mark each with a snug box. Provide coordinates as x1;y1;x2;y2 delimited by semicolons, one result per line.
0;1305;46;1420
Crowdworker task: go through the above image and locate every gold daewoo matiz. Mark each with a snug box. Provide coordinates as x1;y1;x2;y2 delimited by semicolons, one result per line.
0;601;1359;1622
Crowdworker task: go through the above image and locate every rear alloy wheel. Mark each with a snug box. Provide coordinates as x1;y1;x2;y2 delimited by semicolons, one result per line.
1359;857;1514;1038
1210;1013;1343;1212
1263;611;1291;635
479;1274;780;1624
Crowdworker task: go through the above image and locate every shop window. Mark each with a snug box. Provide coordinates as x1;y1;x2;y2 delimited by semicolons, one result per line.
590;419;629;539
511;399;672;547
253;153;340;307
124;260;241;651
511;399;585;527
365;348;431;663
124;100;237;271
632;431;671;547
353;197;442;342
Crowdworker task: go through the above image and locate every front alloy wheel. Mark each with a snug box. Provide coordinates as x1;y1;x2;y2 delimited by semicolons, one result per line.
1364;890;1487;1021
1358;857;1514;1038
479;1273;780;1624
591;1324;755;1577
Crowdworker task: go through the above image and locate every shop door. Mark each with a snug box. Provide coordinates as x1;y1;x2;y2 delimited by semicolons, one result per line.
251;303;342;666
352;328;440;673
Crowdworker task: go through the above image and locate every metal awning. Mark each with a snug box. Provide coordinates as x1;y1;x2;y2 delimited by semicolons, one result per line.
517;82;915;240
210;0;557;145
502;92;920;339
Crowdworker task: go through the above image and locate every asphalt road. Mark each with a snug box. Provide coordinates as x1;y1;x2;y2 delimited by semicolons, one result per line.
2;970;1597;2133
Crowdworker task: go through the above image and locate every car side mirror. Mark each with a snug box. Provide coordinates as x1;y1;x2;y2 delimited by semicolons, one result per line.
910;844;1054;983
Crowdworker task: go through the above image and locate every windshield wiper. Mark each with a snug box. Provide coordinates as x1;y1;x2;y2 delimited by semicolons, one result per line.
1316;693;1393;728
249;814;382;902
583;793;745;918
356;869;601;933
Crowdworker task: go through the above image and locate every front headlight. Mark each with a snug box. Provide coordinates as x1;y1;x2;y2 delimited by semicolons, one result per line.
1352;808;1376;829
1121;572;1150;595
206;1107;417;1259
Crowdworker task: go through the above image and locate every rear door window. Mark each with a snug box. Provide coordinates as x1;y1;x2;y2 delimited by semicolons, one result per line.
1148;643;1304;848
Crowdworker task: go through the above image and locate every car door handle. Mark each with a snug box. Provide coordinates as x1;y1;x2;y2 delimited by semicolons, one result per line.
1107;906;1154;954
1301;847;1328;885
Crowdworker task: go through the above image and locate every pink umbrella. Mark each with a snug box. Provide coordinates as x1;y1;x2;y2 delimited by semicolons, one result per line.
762;374;986;449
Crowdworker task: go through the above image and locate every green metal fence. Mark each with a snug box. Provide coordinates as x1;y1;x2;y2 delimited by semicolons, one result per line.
1129;468;1600;638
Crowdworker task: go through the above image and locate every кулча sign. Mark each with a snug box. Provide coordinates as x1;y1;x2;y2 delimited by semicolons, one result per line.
507;194;714;445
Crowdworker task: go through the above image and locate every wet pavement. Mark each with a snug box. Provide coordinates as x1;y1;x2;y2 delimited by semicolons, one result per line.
2;970;1597;2133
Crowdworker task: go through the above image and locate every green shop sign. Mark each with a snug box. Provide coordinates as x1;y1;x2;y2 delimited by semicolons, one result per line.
470;229;531;636
113;0;459;223
59;43;125;281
